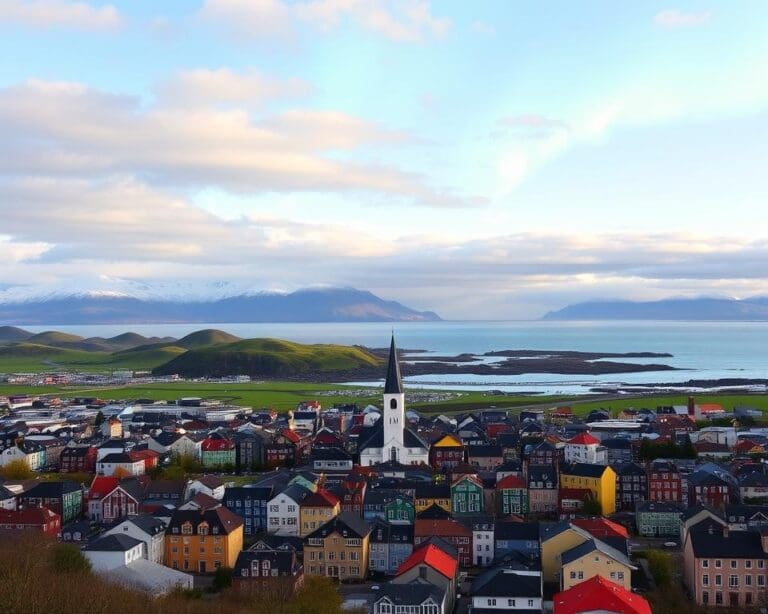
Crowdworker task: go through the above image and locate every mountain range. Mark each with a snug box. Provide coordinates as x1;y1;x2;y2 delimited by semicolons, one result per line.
543;296;768;320
0;286;440;324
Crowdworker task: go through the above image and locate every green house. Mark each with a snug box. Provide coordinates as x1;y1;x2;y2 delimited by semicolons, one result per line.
496;474;529;516
451;474;485;516
384;495;415;525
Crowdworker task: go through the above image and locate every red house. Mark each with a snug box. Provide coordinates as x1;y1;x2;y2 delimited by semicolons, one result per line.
87;475;147;523
0;507;61;537
414;518;472;567
647;459;683;503
429;434;465;471
572;517;629;540
553;576;651;614
60;445;97;473
337;474;367;516
128;449;160;472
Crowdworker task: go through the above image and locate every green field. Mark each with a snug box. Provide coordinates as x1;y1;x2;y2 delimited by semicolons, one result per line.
1;379;767;415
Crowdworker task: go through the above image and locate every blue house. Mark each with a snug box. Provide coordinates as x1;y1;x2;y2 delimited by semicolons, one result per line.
368;518;414;575
494;521;540;560
223;484;274;535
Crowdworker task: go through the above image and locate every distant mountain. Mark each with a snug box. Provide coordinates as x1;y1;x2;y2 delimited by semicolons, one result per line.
0;287;441;324
543;296;768;321
0;326;33;344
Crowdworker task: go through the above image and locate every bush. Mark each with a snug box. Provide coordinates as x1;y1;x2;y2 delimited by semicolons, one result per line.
50;543;91;574
646;549;673;587
210;566;233;592
0;459;34;479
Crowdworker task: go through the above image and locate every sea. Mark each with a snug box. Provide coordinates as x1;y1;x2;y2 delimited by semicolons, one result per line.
19;321;768;396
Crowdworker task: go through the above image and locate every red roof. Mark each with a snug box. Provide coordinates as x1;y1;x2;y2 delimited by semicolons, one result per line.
302;489;340;508
568;432;600;445
496;474;526;490
88;476;120;499
201;437;235;451
128;449;160;461
553;575;651;614
396;543;457;579
573;517;629;539
280;429;301;443
414;519;471;538
0;506;60;526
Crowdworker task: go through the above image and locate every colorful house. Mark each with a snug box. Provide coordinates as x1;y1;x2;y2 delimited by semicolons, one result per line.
200;433;236;468
648;459;683;503
87;476;146;523
635;501;684;537
429;434;465;470
300;488;341;537
496;474;529;516
559;463;616;515
451;474;485;516
414;483;451;514
0;507;61;537
564;432;606;465
223;484;274;535
19;481;84;523
60;445;98;473
553;575;652;614
165;505;244;573
392;540;458;614
560;538;636;590
414;518;472;568
368;518;414;575
304;512;371;581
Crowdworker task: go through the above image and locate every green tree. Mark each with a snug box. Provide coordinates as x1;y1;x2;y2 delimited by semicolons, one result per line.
93;410;105;428
50;543;92;574
646;549;673;587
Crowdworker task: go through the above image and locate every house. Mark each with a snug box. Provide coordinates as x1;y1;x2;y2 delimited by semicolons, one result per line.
680;506;727;545
0;485;16;510
186;476;225;501
466;445;504;471
414;518;472;568
738;471;768;502
300;488;341;537
647;459;683;503
470;567;543;613
141;479;187;513
725;504;768;531
553;575;652;614
391;540;458;614
223;484;274;535
128;449;160;473
87;476;146;522
303;512;371;581
526;440;557;466
451;474;485;516
683;522;768;608
371;583;449;614
559;463;616;515
429;434;465;470
496;474;529;516
84;533;193;595
148;431;202;459
560;538;636;591
564;432;606;465
601;437;634;464
96;452;145;476
103;514;167;563
232;430;268;471
460;514;495;567
336;474;368;515
200;432;236;468
165;505;244;573
528;465;559;515
19;480;83;523
268;483;313;536
635;501;684;538
0;440;45;471
414;483;451;514
60;445;98;473
688;470;734;508
495;521;540;561
311;446;353;472
358;336;430;467
613;462;647;512
0;506;61;537
368;518;414;575
233;547;304;593
540;522;602;586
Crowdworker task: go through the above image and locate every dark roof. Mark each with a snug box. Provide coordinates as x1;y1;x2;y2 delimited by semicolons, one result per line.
358;419;428;453
384;334;404;394
690;528;768;559
22;481;82;498
561;462;610;478
414;483;450;499
636;501;684;514
375;583;445;607
417;503;451;520
125;514;167;536
151;431;181;446
560;538;633;567
234;549;299;577
495;521;540;541
84;534;143;552
99;452;134;464
224;484;274;500
613;462;646;476
311;447;352;461
306;511;370;539
471;568;542;598
167;506;244;535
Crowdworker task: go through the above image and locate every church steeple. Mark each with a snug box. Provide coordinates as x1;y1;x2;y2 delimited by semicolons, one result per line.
384;333;403;394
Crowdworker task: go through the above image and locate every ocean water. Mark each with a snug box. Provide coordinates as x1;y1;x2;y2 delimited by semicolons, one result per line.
21;321;768;395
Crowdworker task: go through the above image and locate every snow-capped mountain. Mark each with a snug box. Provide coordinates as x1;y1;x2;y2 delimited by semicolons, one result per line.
0;280;441;324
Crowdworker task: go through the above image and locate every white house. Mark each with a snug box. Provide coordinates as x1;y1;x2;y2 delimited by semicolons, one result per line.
102;514;167;564
0;441;45;471
97;453;145;477
148;432;202;459
358;336;429;467
564;432;607;465
267;483;312;536
185;476;225;501
83;534;145;571
470;568;543;612
470;518;495;567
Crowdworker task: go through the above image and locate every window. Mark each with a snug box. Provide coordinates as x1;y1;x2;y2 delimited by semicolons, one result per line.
746;560;753;569
745;575;752;586
487;599;496;606
759;560;765;569
715;575;722;587
715;560;722;568
759;575;766;587
729;575;739;588
528;600;534;607
702;591;709;604
730;560;737;569
702;560;709;568
702;575;709;586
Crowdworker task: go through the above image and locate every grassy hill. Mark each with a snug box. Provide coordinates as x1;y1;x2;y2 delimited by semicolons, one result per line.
153;338;381;378
0;342;108;371
176;328;241;349
27;331;84;345
0;326;33;344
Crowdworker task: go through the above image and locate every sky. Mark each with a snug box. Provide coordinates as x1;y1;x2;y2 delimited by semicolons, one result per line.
0;0;767;319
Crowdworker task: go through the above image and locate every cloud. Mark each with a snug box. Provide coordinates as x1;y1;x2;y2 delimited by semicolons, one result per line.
654;9;712;29
0;78;480;207
155;68;312;109
199;0;450;43
0;0;121;30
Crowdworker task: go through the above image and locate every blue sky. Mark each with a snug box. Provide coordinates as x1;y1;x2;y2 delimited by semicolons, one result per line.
0;0;767;318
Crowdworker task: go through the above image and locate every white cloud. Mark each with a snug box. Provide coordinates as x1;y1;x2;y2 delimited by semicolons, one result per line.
654;9;712;29
200;0;450;42
0;0;120;30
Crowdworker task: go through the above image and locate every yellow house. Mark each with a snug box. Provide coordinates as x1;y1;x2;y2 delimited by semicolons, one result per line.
414;483;452;514
304;512;371;581
165;506;244;573
559;463;616;515
560;539;636;590
541;522;592;585
299;488;341;537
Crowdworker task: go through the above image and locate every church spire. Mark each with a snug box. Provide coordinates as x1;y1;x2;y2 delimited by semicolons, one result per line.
384;333;403;394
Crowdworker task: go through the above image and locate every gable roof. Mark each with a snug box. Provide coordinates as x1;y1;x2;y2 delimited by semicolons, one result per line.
496;474;526;490
375;583;445;607
302;489;340;508
84;534;143;552
553;575;652;614
572;518;629;540
561;538;635;569
568;432;600;446
396;543;457;579
561;462;610;478
471;568;542;598
689;527;768;559
306;511;370;540
384;334;404;394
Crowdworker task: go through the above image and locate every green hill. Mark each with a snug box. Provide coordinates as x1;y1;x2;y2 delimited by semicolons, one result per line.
176;329;241;349
105;345;188;370
0;342;108;371
0;326;33;344
153;338;381;378
27;331;84;345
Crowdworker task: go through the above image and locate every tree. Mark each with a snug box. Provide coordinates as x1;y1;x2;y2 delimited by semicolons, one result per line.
0;459;34;479
646;549;673;587
94;410;105;428
581;497;603;516
50;543;91;574
210;566;233;592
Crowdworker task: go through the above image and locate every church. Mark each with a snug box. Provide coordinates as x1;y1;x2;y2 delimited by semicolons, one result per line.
358;335;430;467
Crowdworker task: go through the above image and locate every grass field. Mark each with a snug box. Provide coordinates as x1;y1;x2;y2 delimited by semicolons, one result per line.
2;380;768;415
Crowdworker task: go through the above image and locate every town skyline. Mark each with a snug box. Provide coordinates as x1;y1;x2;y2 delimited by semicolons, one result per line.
1;1;767;318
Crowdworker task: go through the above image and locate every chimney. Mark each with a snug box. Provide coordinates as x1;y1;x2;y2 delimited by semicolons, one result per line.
688;397;696;417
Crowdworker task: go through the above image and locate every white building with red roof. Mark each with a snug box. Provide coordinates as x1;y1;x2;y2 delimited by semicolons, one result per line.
564;432;606;465
553;575;651;614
